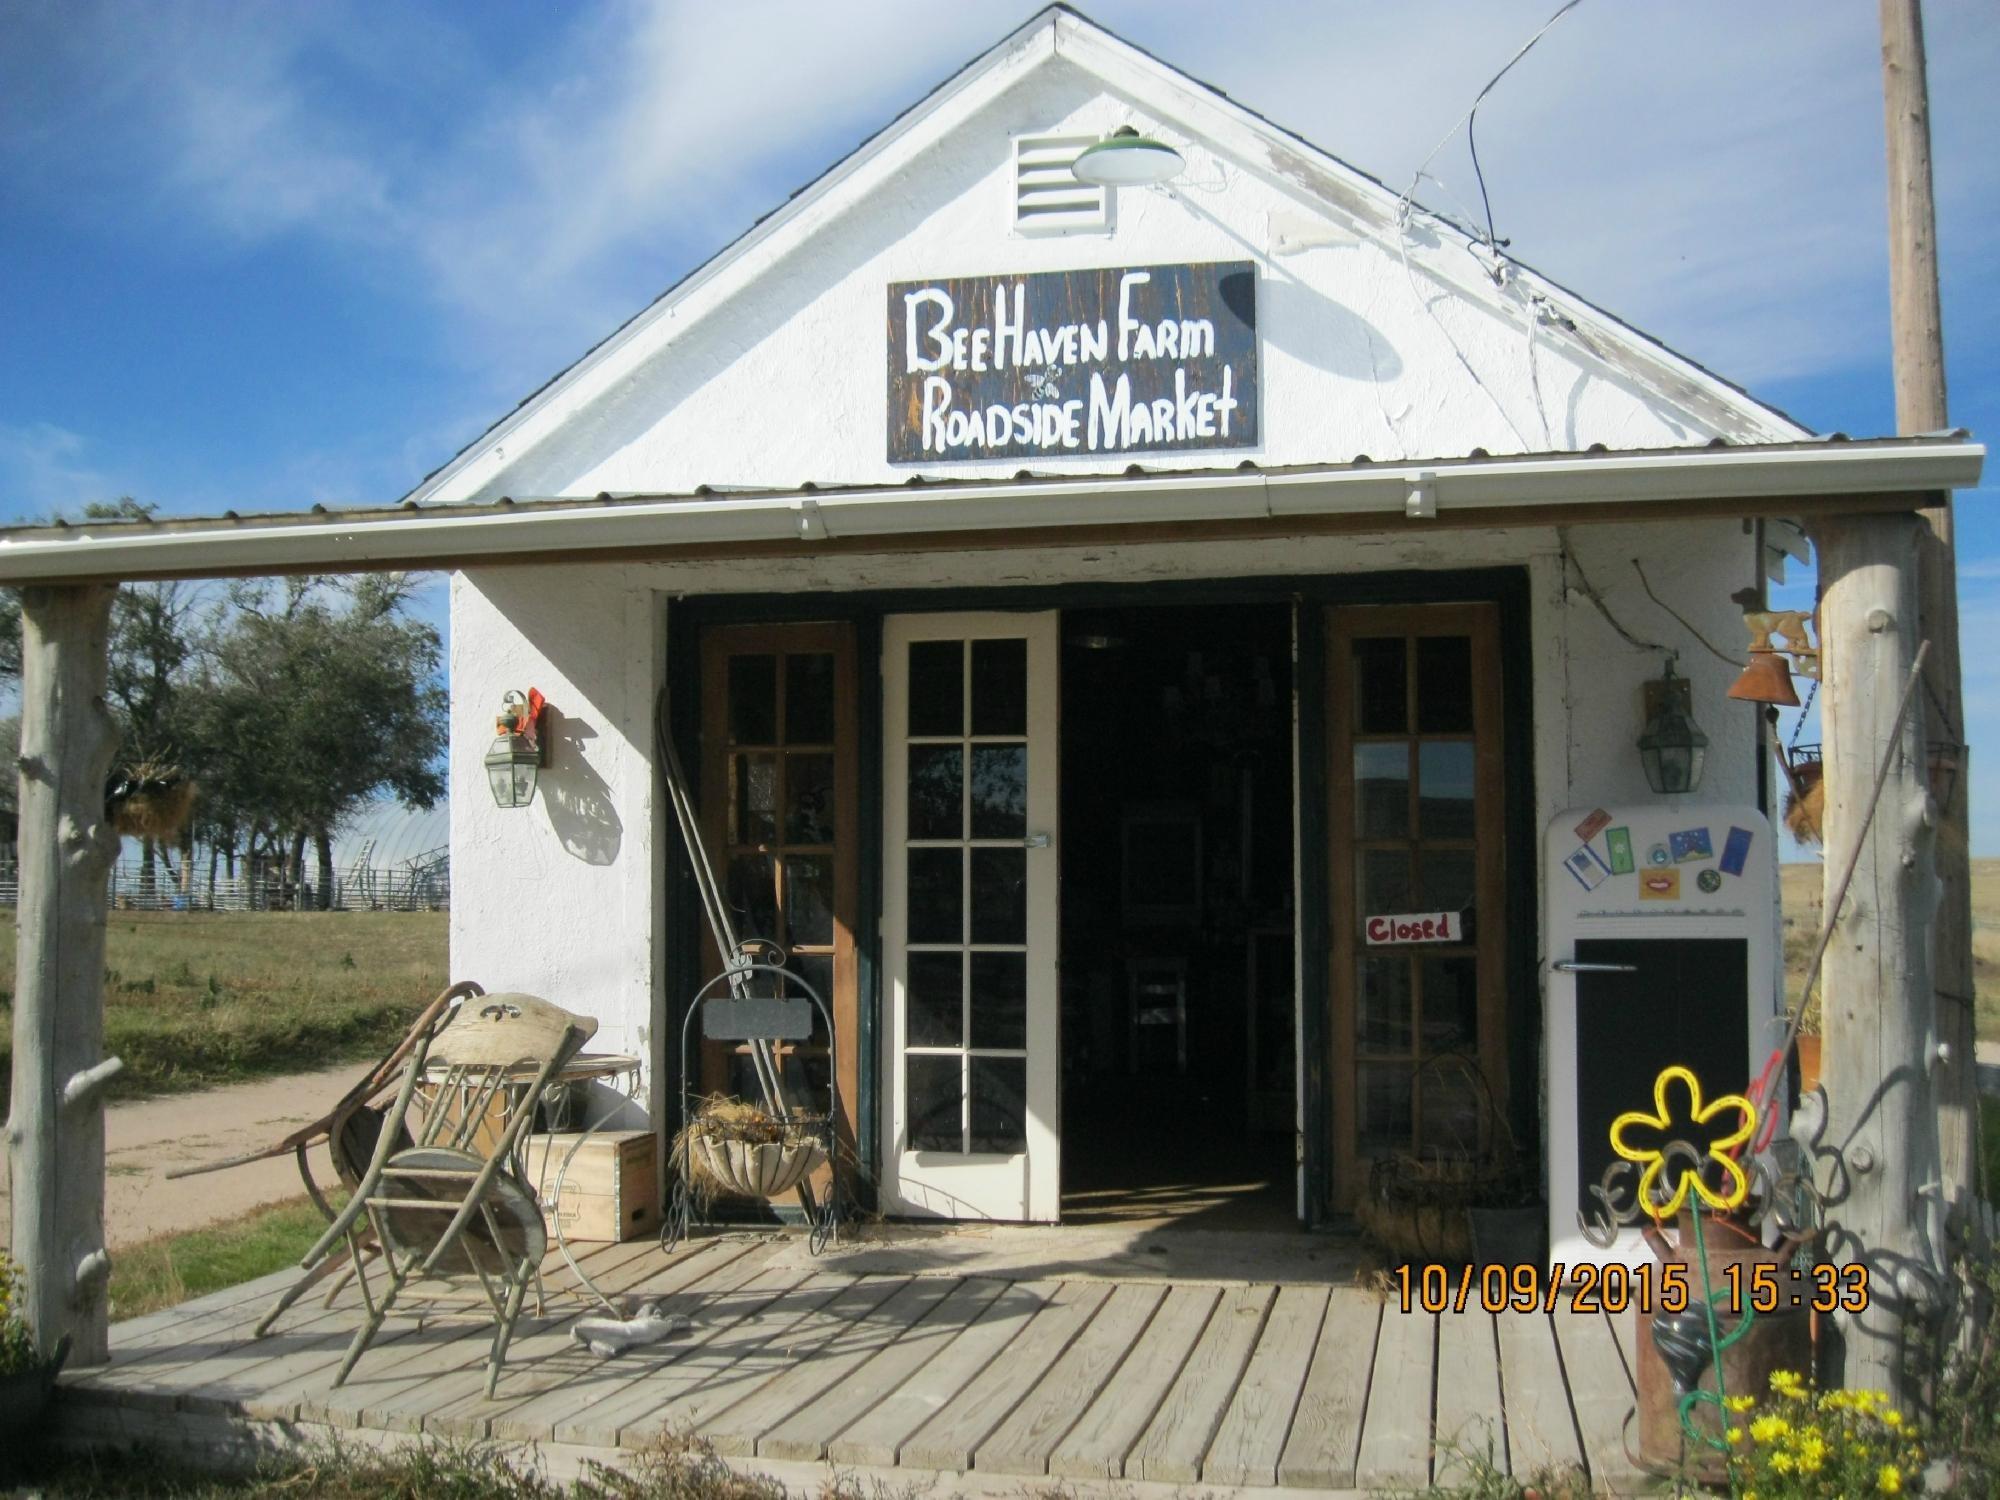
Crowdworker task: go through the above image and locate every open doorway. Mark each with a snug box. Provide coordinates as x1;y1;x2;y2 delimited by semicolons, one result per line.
1059;602;1297;1228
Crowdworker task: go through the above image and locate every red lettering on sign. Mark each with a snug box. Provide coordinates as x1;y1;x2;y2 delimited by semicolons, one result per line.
1363;910;1461;946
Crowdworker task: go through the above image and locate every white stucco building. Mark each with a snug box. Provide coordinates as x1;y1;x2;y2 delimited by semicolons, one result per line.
2;7;1981;1247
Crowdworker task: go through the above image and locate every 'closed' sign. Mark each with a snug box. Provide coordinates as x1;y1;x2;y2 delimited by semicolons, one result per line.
1364;910;1462;946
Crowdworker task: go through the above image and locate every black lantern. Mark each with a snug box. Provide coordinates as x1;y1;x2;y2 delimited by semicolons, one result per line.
1638;659;1707;795
485;689;548;809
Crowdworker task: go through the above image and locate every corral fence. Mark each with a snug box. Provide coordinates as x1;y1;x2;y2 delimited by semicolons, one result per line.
0;849;451;913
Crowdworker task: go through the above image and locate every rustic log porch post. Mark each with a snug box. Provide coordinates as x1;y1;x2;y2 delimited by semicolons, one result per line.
1813;510;1942;1403
5;582;122;1364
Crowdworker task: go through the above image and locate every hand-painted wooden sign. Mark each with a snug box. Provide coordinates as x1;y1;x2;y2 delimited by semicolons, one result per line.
887;260;1258;463
1364;910;1463;946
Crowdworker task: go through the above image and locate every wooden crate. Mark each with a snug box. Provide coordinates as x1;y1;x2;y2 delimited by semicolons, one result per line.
522;1129;660;1243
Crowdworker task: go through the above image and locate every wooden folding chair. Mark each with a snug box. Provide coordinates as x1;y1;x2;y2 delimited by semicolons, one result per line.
290;992;597;1397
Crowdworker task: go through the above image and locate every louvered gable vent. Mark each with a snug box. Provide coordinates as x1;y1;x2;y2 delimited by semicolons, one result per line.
1013;133;1111;236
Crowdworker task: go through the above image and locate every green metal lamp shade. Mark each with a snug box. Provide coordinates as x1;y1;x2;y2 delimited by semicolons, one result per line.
1072;126;1184;187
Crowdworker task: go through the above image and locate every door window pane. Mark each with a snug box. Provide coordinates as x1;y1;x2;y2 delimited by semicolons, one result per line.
1357;1064;1413;1155
971;638;1027;735
907;848;962;944
785;653;836;744
728;655;777;744
1351;637;1406;734
731;754;777;845
1417;741;1476;839
970;847;1027;944
970;744;1028;839
1419;1065;1482;1155
787;752;835;843
1354;743;1410;839
969;1057;1027;1154
1417;849;1476;919
728;852;777;939
1357;848;1412;922
1421;955;1479;1053
908;745;963;840
909;642;963;736
1415;636;1474;733
784;854;833;948
969;952;1027;1049
1356;957;1413;1053
786;952;834;1012
908;1056;962;1153
908;951;963;1048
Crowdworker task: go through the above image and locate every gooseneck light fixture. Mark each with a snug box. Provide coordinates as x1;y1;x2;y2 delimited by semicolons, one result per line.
1637;658;1708;795
485;688;549;809
1071;125;1185;187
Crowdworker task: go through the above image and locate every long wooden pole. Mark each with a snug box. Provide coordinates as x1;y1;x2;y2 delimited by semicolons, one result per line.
1879;0;1975;1220
5;583;122;1364
1815;512;1940;1403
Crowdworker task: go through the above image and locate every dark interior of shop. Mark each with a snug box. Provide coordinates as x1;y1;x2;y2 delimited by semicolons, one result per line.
1057;602;1298;1229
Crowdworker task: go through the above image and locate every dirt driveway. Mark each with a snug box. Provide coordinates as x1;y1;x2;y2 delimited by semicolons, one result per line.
1;1064;353;1249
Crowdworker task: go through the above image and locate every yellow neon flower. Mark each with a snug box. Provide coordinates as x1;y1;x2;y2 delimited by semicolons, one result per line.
1750;1415;1791;1445
1878;1463;1904;1493
1883;1409;1904;1428
1608;1065;1756;1217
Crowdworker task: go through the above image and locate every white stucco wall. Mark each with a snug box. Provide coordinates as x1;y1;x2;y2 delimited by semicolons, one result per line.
448;572;664;1080
449;517;1761;1090
440;60;1794;509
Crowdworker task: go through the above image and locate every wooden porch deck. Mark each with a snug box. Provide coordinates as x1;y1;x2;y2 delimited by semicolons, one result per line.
56;1233;1657;1496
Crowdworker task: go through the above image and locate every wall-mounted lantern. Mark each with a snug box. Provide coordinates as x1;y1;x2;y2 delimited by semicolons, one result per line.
485;688;549;809
1638;659;1707;795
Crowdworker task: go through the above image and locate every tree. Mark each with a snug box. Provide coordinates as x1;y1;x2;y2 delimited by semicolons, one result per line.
182;575;446;909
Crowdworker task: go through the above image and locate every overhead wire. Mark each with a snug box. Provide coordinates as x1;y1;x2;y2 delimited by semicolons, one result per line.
1391;0;1590;450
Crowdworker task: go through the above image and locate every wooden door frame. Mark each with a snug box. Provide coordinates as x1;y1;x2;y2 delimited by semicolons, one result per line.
695;622;861;1186
667;564;1535;1226
1326;601;1508;1212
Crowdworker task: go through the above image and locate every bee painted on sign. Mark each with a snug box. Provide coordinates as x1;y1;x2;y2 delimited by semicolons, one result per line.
887;261;1258;462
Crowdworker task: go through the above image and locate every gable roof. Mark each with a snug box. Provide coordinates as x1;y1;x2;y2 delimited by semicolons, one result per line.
405;4;1810;510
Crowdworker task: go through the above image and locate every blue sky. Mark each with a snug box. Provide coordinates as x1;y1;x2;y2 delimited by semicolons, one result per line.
3;1;1996;848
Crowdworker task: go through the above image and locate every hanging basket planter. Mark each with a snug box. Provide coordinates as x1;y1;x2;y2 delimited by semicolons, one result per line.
105;761;197;840
672;1096;828;1204
690;1133;827;1200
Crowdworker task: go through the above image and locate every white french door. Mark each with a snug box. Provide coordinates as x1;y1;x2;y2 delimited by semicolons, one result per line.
881;611;1059;1220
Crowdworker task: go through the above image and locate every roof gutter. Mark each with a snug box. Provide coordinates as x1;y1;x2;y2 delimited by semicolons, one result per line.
0;440;1982;584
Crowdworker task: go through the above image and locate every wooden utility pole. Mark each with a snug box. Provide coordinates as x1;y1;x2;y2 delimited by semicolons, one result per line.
1880;0;1975;1220
1815;512;1940;1402
5;584;122;1365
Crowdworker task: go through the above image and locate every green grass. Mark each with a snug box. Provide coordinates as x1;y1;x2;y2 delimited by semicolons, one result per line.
1782;858;2000;1039
20;1435;809;1498
0;909;446;1112
104;1197;333;1324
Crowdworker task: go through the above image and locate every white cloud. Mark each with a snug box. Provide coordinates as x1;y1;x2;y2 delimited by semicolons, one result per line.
0;422;122;522
14;1;1995;410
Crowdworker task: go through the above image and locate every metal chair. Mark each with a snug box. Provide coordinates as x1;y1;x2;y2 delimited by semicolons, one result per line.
292;991;597;1397
170;980;486;1327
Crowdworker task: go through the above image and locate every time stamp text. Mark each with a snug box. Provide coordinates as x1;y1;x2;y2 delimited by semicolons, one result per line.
1392;1262;1871;1316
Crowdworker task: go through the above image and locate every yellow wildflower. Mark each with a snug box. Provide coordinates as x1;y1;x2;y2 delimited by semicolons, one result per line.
1878;1463;1904;1494
1883;1408;1904;1428
1749;1415;1790;1445
1725;1394;1756;1412
1726;1426;1745;1445
1769;1368;1806;1399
